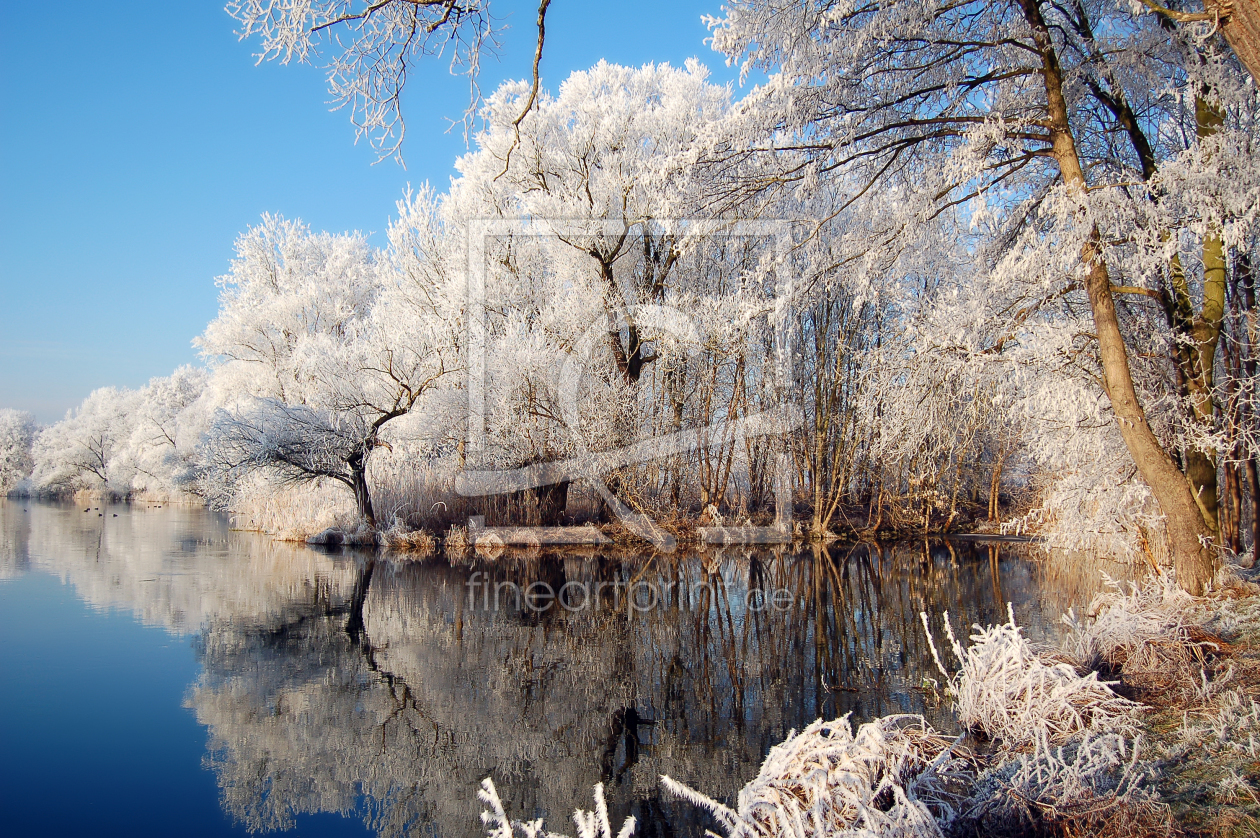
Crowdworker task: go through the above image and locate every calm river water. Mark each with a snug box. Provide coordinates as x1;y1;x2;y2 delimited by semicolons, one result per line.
0;500;1094;837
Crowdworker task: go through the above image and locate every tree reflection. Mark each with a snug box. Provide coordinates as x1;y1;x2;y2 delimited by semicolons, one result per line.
2;500;357;633
0;500;31;579
186;539;1059;837
3;503;1087;837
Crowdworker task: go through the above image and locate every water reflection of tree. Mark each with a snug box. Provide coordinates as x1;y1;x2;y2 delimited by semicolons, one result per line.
8;499;355;630
0;503;1086;836
4;501;357;633
186;539;1058;838
0;500;31;579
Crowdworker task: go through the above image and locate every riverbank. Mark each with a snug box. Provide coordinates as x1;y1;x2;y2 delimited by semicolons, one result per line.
16;486;1037;550
333;512;1043;557
719;563;1260;837
1138;574;1260;837
477;561;1260;838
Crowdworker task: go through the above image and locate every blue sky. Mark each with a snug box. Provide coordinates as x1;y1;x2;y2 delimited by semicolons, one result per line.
0;1;754;423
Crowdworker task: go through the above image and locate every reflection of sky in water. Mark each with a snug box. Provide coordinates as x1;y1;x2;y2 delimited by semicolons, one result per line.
0;500;1121;837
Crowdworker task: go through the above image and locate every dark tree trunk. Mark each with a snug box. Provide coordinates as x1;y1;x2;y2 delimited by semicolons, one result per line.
1227;463;1244;553
599;258;653;385
536;480;571;526
1247;459;1260;566
347;451;376;529
345;559;376;646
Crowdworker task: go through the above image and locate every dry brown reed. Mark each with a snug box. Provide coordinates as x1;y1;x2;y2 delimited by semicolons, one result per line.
227;476;357;541
379;525;436;557
444;524;469;558
1063;577;1233;703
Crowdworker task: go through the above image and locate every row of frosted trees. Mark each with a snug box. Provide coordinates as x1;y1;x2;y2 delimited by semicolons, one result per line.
4;2;1260;585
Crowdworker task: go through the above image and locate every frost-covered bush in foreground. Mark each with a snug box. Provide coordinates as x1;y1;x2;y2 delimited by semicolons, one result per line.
1060;578;1260;834
1158;686;1260;833
478;778;635;838
922;610;1139;751
962;732;1173;838
931;607;1170;835
641;607;1165;838
1062;577;1212;699
661;715;970;838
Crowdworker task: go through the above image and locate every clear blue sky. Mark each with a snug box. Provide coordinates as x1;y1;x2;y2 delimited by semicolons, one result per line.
0;1;754;423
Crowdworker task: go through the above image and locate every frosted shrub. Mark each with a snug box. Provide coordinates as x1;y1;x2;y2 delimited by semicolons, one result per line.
478;778;635;838
659;612;1149;838
661;714;972;838
1062;578;1221;700
1063;578;1195;665
226;474;357;540
922;610;1138;750
964;732;1172;837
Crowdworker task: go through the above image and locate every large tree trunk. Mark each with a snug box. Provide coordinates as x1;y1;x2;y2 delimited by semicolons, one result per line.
1084;231;1217;594
347;451;376;529
1021;0;1218;593
1209;0;1260;83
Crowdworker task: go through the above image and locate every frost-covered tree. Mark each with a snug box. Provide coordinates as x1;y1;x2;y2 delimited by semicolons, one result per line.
121;366;211;498
444;61;751;518
30;387;142;494
22;0;1254;555
705;0;1260;590
23;371;209;499
200;213;453;527
453;59;732;385
0;409;37;494
227;0;553;158
196;215;380;404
